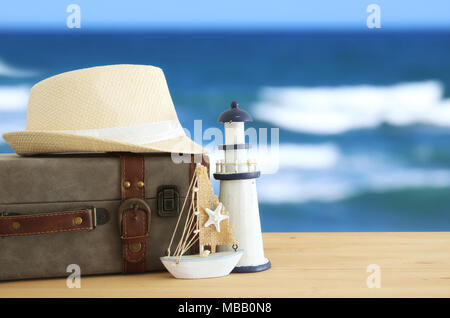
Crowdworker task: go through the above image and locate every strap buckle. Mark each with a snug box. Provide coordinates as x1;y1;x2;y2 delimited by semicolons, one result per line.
118;198;151;236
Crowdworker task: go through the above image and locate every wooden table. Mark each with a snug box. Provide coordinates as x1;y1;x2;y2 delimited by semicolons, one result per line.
1;233;449;298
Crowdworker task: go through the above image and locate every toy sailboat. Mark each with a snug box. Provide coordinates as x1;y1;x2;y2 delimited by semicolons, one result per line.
161;164;243;279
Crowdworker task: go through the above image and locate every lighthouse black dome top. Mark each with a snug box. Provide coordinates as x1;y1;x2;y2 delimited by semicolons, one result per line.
218;101;253;123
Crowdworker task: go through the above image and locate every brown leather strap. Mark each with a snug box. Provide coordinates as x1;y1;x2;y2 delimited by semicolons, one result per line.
120;155;150;274
0;208;95;237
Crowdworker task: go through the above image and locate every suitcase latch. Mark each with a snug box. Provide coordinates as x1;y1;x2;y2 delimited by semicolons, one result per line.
157;185;179;217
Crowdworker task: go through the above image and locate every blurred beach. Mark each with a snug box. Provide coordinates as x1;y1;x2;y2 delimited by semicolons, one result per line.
1;30;450;231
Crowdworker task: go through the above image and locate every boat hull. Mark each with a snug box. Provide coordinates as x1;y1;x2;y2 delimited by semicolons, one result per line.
160;250;244;279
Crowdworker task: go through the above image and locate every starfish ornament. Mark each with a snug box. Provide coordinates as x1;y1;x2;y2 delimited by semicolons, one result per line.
204;202;229;232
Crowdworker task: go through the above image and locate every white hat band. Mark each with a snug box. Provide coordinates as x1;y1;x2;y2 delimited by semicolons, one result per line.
57;120;186;145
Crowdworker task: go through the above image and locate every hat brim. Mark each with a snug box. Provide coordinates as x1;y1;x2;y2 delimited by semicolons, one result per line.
2;131;206;155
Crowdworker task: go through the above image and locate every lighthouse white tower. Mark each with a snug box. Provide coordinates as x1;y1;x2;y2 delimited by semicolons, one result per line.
214;101;271;272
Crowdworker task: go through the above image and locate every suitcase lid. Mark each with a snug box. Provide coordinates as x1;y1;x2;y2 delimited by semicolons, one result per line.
0;153;192;205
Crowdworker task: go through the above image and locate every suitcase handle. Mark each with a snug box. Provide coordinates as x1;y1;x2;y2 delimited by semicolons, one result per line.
0;208;96;237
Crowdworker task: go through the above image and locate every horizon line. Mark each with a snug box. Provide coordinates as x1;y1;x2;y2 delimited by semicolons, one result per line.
1;25;450;33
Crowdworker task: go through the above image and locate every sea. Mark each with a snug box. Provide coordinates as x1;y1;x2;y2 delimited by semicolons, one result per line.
1;30;450;231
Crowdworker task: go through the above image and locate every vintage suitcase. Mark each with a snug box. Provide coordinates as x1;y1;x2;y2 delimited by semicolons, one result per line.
0;153;208;281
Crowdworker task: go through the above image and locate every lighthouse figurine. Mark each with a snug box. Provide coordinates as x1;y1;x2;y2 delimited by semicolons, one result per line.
214;101;271;272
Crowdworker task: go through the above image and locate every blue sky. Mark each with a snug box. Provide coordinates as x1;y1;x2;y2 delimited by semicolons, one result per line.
0;0;449;30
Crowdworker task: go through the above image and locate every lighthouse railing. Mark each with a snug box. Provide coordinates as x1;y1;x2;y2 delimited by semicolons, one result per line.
215;160;258;174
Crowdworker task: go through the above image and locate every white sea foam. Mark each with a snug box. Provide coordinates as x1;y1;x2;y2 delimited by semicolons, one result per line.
0;59;39;78
204;141;450;204
0;86;30;111
258;143;339;170
257;147;450;203
208;142;339;175
258;167;450;203
0;85;29;142
253;81;450;134
257;173;354;203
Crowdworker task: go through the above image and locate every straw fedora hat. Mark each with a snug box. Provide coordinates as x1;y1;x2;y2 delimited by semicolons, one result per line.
3;64;205;155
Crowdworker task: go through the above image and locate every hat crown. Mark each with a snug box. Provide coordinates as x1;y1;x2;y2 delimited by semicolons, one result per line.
26;64;179;131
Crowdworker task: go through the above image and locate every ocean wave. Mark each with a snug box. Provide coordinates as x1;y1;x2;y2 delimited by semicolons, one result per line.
258;172;354;203
208;142;351;202
0;59;39;78
207;143;339;175
253;144;450;203
208;142;342;201
0;86;30;111
257;143;339;171
253;81;450;134
258;167;450;204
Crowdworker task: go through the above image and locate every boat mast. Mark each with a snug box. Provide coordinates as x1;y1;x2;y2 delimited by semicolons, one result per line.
166;170;197;258
194;163;203;254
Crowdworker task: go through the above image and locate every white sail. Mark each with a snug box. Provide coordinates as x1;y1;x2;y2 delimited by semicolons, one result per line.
162;164;243;279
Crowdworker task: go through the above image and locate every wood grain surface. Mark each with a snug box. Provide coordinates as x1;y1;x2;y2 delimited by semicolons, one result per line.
1;232;449;298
